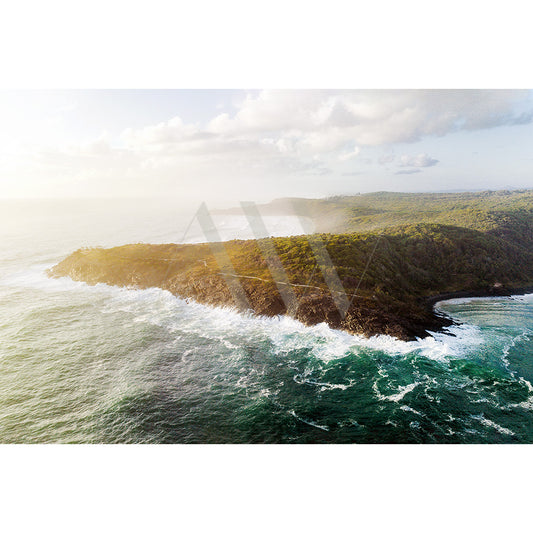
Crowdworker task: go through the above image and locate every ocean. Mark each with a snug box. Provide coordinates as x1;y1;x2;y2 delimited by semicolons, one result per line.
1;198;532;443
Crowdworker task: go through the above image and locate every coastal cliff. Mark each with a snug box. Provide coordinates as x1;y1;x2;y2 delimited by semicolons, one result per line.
48;216;533;340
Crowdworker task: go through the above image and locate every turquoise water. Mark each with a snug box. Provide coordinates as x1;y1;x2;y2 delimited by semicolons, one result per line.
1;199;532;443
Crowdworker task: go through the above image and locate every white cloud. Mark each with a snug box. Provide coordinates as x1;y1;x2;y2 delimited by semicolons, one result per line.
121;117;205;150
338;147;360;161
2;89;532;199
100;90;530;174
205;89;532;148
395;169;422;175
399;153;439;168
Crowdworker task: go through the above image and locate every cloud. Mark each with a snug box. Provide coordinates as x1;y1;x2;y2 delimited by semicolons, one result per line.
206;89;533;149
395;169;422;175
104;91;527;184
4;89;532;199
399;153;439;168
378;154;395;165
121;117;209;151
338;147;360;161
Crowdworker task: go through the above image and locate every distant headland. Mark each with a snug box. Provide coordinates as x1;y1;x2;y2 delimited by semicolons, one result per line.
48;190;533;341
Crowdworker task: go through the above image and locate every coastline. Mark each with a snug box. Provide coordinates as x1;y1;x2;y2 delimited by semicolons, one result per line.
46;265;532;341
427;285;533;309
47;212;533;342
47;235;533;341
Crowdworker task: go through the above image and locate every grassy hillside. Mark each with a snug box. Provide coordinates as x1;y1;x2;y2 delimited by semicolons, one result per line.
230;189;533;247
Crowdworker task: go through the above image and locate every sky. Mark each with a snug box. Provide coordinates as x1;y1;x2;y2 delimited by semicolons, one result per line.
1;89;532;205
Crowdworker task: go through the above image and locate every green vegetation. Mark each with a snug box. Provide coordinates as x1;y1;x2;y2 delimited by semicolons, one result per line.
243;189;533;244
50;190;533;340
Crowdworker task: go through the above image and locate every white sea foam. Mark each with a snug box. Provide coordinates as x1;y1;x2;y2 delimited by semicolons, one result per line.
503;377;533;411
470;414;515;436
501;330;532;367
373;380;421;403
386;382;420;402
510;398;533;411
0;264;503;364
435;295;520;307
288;409;329;431
510;293;533;302
400;405;423;416
0;263;70;291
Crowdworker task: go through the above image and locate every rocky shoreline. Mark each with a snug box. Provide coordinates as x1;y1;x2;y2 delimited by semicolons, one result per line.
46;243;514;342
47;208;533;342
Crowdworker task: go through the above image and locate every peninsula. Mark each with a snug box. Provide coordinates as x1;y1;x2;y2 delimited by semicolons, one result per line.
48;190;533;341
